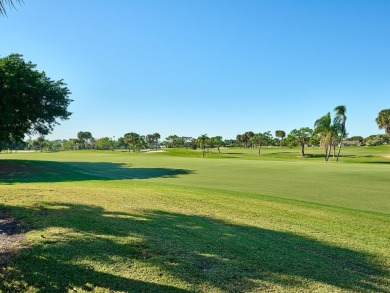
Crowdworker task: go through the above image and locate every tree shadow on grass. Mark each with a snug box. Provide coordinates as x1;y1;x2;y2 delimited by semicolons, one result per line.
0;160;194;184
0;203;388;292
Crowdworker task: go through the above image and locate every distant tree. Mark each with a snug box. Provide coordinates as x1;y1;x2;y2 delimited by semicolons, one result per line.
0;0;23;15
95;137;112;150
31;136;45;152
309;133;321;147
0;54;72;147
124;132;140;152
135;135;146;151
287;127;313;156
314;112;336;161
46;139;63;152
211;136;224;154
236;134;244;148
348;136;364;143
275;130;286;147
182;137;193;149
115;137;127;149
145;134;154;149
333;105;347;161
244;131;254;148
152;133;161;150
252;131;272;155
376;109;390;136
197;134;209;157
364;134;390;146
77;131;93;149
63;139;77;150
0;135;26;153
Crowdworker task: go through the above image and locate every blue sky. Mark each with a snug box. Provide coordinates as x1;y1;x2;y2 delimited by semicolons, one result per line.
1;0;389;140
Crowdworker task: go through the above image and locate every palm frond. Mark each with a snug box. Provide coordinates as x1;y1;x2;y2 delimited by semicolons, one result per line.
0;0;23;16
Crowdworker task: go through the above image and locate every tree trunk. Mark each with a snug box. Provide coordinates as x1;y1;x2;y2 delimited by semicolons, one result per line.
325;144;331;161
258;146;261;156
218;147;220;154
301;143;305;156
336;139;343;162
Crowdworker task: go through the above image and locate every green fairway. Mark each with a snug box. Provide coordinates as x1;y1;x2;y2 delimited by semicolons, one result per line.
0;148;389;292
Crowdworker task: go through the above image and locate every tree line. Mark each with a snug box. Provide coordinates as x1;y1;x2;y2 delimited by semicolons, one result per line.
2;104;387;162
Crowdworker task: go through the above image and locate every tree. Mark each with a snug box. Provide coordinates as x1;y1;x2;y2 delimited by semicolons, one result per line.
244;131;254;148
95;137;112;150
275;130;286;147
63;139;77;151
333;105;347;161
313;112;336;161
211;136;224;154
197;134;209;157
152;133;160;150
287;128;313;156
31;136;45;152
77;131;93;149
252;131;272;155
376;109;390;136
236;134;244;148
364;134;390;146
145;134;154;149
0;54;72;146
0;0;22;15
348;136;364;143
124;132;140;152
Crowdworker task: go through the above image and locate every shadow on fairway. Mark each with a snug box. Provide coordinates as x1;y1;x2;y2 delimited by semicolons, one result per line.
0;160;194;184
0;203;388;292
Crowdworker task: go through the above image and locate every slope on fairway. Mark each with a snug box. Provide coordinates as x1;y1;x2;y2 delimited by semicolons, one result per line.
2;150;388;214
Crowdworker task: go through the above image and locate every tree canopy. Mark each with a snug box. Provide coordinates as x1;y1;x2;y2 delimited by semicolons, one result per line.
376;109;390;135
0;54;72;145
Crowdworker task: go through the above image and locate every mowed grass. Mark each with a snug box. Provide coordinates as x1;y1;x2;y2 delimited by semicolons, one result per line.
0;147;389;292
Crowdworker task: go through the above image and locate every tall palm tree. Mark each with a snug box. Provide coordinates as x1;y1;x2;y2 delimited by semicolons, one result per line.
314;112;335;161
197;134;209;157
376;109;390;135
0;0;23;15
333;105;347;162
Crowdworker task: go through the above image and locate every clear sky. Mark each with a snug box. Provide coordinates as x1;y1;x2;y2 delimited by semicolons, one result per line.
1;0;389;140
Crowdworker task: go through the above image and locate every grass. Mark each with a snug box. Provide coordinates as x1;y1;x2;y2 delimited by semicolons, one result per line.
0;146;389;292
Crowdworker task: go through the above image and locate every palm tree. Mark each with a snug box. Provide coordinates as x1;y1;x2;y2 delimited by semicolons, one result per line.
145;134;154;150
251;134;261;155
333;105;347;161
152;133;161;150
236;134;244;148
275;130;286;147
244;131;254;148
314;112;335;161
124;132;139;152
0;0;23;15
197;134;209;157
376;109;390;135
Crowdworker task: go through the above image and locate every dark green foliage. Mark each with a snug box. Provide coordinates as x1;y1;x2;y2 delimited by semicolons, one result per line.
364;134;390;146
0;54;72;145
286;127;313;156
376;109;390;135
